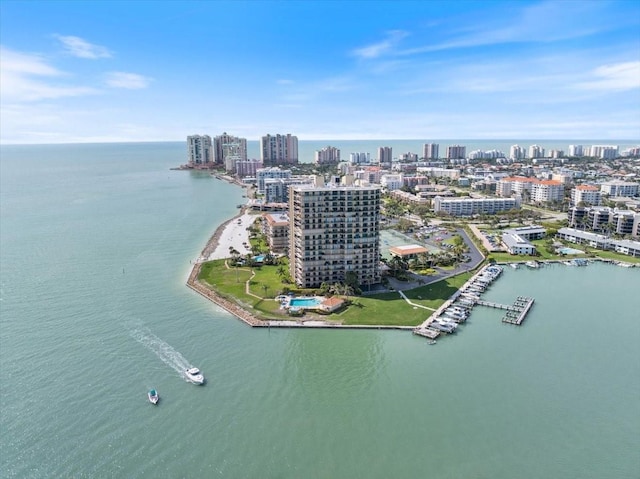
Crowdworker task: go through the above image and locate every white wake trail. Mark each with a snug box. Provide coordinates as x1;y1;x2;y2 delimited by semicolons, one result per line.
131;328;193;380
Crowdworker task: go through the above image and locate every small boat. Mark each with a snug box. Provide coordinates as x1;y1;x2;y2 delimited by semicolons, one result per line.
428;340;437;345
148;389;159;405
185;367;205;385
510;263;519;269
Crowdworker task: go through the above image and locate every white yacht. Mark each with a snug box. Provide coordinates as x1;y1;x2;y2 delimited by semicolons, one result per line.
185;367;205;385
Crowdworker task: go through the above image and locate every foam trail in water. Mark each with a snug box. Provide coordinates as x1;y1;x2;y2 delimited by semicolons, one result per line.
130;328;193;380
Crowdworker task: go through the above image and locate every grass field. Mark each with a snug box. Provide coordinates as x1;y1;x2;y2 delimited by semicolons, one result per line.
197;259;474;326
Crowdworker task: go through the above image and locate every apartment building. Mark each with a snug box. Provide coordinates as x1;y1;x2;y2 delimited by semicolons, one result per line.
433;196;520;216
187;135;213;166
261;134;298;166
378;147;393;164
600;181;639;197
423;143;439;160
571;185;601;206
446;145;466;160
531;180;564;203
289;180;381;288
214;132;247;165
315;146;341;165
262;212;289;254
256;167;292;194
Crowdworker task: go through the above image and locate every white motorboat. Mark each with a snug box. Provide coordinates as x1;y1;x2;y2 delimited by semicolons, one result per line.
148;389;159;405
185;367;205;385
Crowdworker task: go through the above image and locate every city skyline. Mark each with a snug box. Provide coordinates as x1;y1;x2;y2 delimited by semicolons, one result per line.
1;0;639;144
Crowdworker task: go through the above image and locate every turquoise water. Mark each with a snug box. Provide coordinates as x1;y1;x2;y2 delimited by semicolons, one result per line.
289;297;322;308
1;143;639;478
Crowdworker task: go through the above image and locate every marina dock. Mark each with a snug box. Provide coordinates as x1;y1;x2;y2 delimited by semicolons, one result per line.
476;296;535;325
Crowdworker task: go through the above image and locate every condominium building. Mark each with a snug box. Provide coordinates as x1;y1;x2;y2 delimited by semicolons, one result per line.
510;145;525;160
531;180;564;203
264;177;314;204
557;228;640;257
380;173;404;191
433;196;520;216
590;145;618;160
568;145;583;157
235;159;263;178
349;152;370;164
214;132;247;165
262;212;289;253
256;167;292;194
289;180;381;288
446;145;466;160
378;147;393;164
571;185;601;206
600;181;639;197
423;143;439;160
528;145;544;159
568;206;640;238
496;176;536;197
187;135;213;166
315;146;341;165
261;134;298;166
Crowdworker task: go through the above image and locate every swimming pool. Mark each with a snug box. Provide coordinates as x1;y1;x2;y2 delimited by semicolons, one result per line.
558;247;584;255
289;297;322;308
253;254;265;262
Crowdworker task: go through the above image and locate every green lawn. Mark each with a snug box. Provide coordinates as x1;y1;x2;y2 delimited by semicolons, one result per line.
197;259;475;326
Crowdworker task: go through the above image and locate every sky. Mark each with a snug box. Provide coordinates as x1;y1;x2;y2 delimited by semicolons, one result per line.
1;0;639;144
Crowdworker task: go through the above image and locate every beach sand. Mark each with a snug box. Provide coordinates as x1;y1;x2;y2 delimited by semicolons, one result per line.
206;212;257;261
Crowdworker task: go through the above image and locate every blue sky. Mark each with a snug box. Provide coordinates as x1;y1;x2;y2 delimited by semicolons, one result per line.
1;0;639;144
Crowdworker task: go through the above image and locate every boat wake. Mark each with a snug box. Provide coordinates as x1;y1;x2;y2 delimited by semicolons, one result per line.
130;328;194;381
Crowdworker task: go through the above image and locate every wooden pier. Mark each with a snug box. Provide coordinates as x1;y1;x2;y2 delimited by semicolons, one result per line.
476;296;535;326
413;328;440;339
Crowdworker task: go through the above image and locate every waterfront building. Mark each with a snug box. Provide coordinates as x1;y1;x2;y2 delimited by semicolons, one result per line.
568;206;640;238
261;134;298;166
235;159;263;178
590;145;618;160
187;135;213;166
403;175;430;190
446;145;466;160
256;167;292;194
399;152;418;162
315;146;341;165
528;145;545;159
389;190;429;205
569;145;584;157
501;231;537;255
264;177;314;204
504;225;546;241
423;143;439;160
433;196;520;216
600;181;639;197
622;146;640;157
557;228;640;257
349;152;370;164
214;132;247;165
378;147;393;164
571;185;601;206
262;212;289;253
510;145;525;160
289;179;381;288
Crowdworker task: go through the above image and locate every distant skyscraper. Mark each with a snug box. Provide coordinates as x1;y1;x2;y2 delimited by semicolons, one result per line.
568;145;583;157
446;145;466;160
378;146;392;163
187;135;213;166
349;152;370;164
423;143;439;160
261;134;298;166
214;132;247;165
528;145;544;159
315;146;341;165
510;145;525;160
590;145;618;160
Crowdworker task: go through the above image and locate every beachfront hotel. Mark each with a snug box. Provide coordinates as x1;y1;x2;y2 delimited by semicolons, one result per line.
289;177;381;288
433;196;520;216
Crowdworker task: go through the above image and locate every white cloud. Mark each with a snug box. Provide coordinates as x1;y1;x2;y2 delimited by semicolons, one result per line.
576;61;640;92
0;47;99;101
352;30;409;59
54;35;112;59
105;72;152;89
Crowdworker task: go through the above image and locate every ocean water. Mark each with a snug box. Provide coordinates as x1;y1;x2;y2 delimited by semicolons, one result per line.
1;142;639;479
